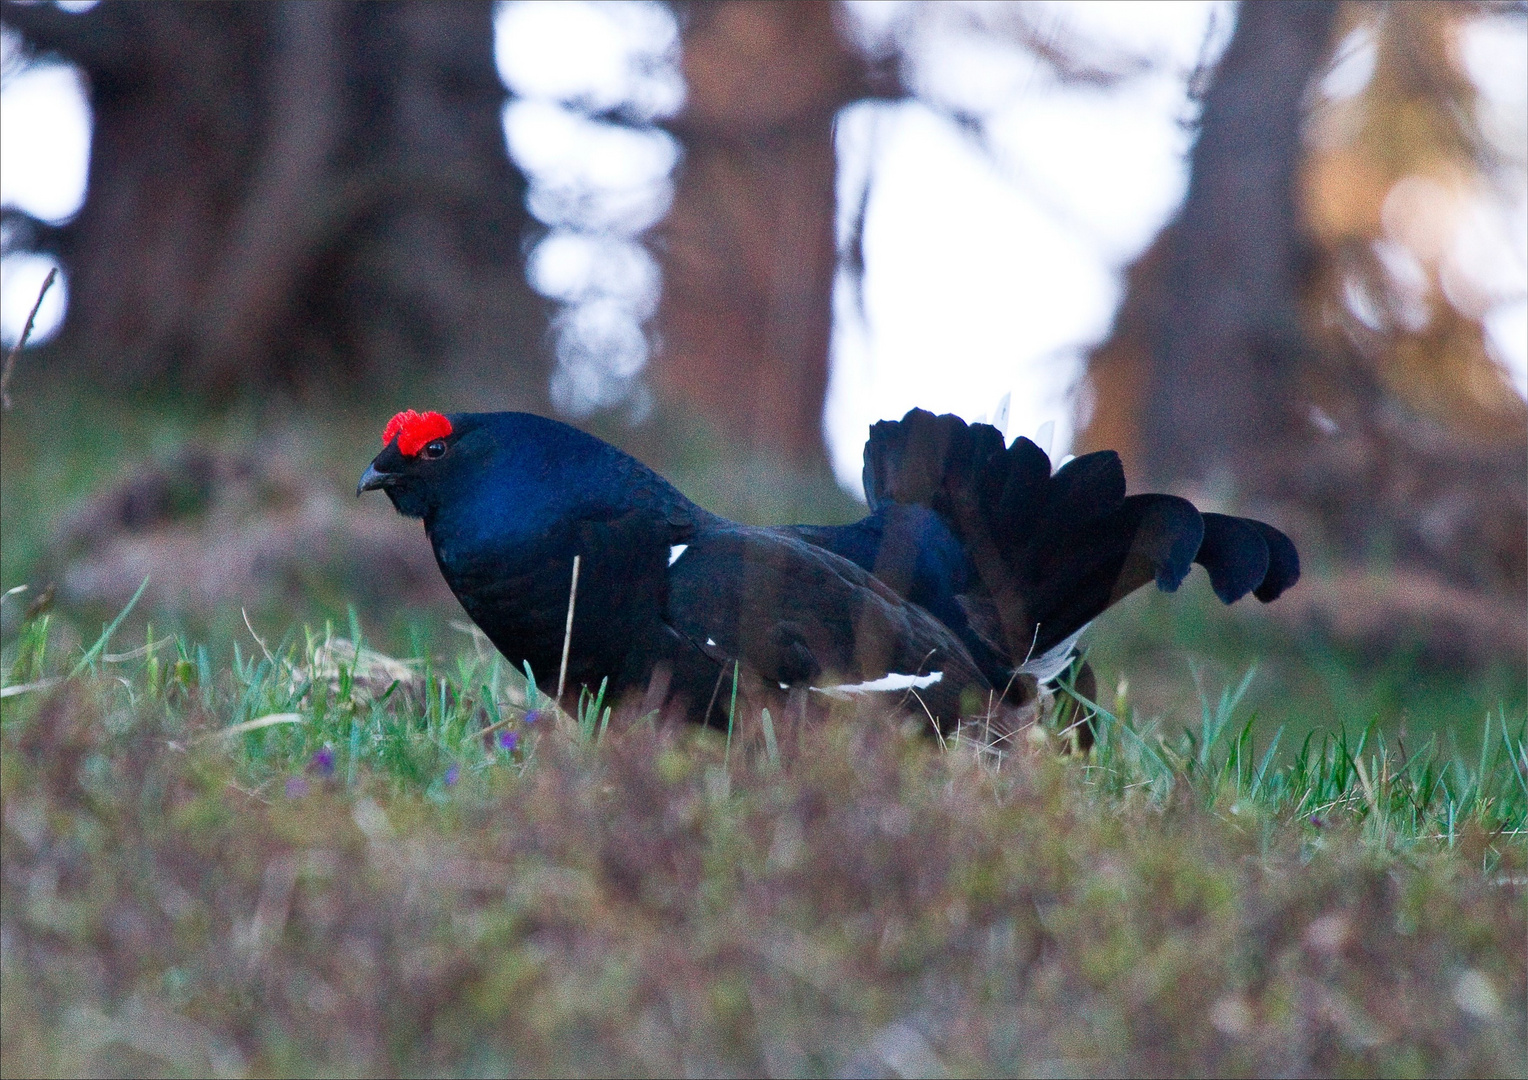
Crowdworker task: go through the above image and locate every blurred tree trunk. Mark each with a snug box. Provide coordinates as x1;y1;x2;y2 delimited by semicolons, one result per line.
1;0;550;403
651;0;869;471
1081;0;1527;660
1082;0;1339;486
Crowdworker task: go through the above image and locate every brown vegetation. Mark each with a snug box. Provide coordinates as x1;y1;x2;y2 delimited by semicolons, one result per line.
3;683;1522;1076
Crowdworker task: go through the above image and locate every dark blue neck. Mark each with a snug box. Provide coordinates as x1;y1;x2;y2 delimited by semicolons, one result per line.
421;411;706;575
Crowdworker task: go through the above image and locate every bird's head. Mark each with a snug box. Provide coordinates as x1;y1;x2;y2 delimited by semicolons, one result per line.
357;408;620;532
357;409;463;519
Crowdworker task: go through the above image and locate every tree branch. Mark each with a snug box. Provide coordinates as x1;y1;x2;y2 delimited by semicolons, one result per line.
0;0;132;75
1;266;57;409
2;207;72;259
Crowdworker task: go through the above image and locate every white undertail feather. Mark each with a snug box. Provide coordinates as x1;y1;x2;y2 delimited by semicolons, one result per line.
1016;624;1089;685
811;670;944;698
668;544;688;566
992;391;1011;441
1033;419;1055;460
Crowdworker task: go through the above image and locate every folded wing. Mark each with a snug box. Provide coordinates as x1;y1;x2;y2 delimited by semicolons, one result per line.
666;526;991;730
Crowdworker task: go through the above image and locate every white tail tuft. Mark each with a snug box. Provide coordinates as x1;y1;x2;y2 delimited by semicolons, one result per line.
992;391;1011;441
1034;419;1055;460
813;670;943;697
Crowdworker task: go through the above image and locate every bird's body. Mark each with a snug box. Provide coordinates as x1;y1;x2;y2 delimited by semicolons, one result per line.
359;408;1298;734
401;412;709;702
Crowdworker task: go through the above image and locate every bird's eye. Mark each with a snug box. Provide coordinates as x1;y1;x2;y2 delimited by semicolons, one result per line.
420;439;447;460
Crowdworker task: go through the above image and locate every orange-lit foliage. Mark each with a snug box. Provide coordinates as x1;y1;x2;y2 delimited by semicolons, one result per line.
1302;1;1526;442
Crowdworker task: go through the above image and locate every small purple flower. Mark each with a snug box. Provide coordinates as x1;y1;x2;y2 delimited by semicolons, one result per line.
285;777;310;798
444;764;460;786
1309;815;1326;829
497;730;519;752
523;710;541;725
308;746;336;777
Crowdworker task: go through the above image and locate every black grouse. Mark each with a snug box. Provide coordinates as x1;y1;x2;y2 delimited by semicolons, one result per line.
358;408;1298;734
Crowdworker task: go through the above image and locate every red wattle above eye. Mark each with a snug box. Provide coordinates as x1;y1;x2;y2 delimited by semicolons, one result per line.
382;410;453;456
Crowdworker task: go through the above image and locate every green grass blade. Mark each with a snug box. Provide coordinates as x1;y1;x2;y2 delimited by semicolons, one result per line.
1252;726;1284;799
70;575;150;678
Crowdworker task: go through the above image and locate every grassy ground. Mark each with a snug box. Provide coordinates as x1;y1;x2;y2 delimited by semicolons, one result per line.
1082;580;1527;764
1;608;1524;1076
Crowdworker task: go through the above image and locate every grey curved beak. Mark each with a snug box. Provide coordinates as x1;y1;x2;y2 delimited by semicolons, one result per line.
357;462;390;496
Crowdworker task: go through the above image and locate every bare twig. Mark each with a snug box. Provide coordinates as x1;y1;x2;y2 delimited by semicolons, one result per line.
0;677;61;699
23;582;55;621
556;554;581;704
243;607;278;666
1;265;58;410
470;709;518;747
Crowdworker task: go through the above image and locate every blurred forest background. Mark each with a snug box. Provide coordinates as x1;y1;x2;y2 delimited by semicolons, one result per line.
1;0;1524;733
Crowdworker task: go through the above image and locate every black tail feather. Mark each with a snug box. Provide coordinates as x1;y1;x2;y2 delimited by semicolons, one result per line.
992;436;1052;537
1195;513;1301;603
850;408;1300;669
1196;512;1272;604
864;409;1009;516
1022;493;1203;655
1038;450;1127;533
1250;519;1300;601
